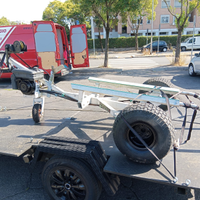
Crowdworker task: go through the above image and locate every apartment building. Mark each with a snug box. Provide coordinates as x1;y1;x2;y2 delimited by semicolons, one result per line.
93;0;200;38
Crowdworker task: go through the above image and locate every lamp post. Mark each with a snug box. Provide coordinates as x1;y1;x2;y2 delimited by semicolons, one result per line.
90;16;95;55
191;15;196;60
150;0;154;54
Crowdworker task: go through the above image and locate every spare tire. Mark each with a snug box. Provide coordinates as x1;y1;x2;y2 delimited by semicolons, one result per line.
139;78;175;111
113;103;175;164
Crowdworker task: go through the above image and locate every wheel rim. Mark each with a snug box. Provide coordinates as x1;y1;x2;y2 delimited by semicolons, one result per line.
127;122;156;149
182;47;186;51
50;167;86;199
189;65;194;75
163;48;167;52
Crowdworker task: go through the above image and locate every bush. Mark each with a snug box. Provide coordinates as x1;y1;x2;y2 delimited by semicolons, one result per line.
87;34;200;49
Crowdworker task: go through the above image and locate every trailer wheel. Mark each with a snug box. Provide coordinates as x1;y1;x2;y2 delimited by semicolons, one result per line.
113;103;175;163
32;104;42;123
139;78;175;111
42;157;102;200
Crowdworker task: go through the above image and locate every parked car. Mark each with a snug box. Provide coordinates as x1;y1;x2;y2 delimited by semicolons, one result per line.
181;36;200;51
141;40;168;52
188;52;200;76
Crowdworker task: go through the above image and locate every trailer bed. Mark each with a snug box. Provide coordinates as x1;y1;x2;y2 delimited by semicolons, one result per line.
1;88;200;190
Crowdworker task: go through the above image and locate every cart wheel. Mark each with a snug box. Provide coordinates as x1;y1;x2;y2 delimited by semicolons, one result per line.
139;78;175;111
32;104;42;123
42;156;102;200
113;103;175;164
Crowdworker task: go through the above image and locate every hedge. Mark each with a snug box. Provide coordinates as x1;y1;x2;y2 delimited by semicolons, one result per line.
88;34;200;49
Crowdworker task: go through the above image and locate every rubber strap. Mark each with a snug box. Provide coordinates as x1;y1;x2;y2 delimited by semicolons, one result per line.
184;109;197;143
179;107;187;144
120;113;176;180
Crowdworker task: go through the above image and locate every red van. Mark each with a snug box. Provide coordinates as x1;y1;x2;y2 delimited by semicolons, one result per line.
0;21;89;78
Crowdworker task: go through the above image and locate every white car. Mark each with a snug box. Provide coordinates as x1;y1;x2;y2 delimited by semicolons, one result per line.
188;53;200;76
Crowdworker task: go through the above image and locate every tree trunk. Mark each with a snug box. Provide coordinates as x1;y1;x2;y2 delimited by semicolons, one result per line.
135;26;139;51
175;28;182;64
135;34;138;51
98;28;104;52
104;28;110;67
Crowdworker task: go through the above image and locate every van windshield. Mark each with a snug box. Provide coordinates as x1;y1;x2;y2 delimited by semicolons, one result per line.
184;38;190;43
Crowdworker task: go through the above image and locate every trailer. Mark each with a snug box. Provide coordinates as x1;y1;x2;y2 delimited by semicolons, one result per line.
1;42;200;200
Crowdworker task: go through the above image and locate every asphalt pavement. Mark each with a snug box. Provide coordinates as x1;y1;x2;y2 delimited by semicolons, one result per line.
1;50;200;200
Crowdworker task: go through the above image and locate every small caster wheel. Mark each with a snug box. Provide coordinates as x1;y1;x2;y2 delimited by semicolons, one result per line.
32;103;42;123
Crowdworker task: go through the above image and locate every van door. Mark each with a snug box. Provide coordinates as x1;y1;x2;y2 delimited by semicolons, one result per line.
55;25;70;68
32;21;58;72
70;24;89;68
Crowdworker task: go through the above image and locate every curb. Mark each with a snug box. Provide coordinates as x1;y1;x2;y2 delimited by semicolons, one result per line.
89;54;193;59
71;68;122;74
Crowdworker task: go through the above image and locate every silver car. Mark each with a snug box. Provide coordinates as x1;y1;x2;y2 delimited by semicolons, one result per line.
188;53;200;76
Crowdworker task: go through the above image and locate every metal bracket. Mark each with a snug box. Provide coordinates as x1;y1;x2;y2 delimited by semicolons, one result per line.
77;91;93;109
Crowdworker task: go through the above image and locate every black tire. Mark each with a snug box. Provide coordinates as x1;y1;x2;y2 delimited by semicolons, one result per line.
188;63;196;76
181;46;186;51
113;103;175;164
42;156;102;200
32;103;42;123
18;80;34;95
139;78;175;111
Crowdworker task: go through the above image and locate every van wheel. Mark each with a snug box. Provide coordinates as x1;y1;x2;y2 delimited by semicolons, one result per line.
42;157;102;200
32;103;42;123
181;46;186;51
113;103;175;163
138;78;174;111
18;80;35;95
162;47;167;52
188;64;196;76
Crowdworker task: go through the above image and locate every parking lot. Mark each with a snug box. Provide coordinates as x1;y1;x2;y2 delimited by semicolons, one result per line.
1;53;200;200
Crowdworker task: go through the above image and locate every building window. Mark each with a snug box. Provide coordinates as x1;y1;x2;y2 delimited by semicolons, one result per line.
161;15;170;23
187;31;193;35
147;19;151;24
162;0;170;8
172;31;178;35
145;32;155;36
188;10;195;22
172;16;176;25
160;32;167;35
122;25;127;33
137;17;143;25
174;0;181;7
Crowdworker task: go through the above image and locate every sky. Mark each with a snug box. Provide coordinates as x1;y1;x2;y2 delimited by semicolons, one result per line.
0;0;65;24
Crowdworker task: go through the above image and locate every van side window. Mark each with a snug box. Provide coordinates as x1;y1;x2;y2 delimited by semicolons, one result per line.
71;27;86;53
188;38;196;43
35;24;56;52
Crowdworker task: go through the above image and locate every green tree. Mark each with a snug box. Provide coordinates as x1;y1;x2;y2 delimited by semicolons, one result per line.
74;0;140;67
164;0;200;64
0;17;17;25
126;0;158;51
43;0;90;37
43;0;70;34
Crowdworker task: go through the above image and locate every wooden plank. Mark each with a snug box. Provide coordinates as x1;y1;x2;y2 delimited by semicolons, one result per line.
88;77;180;95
